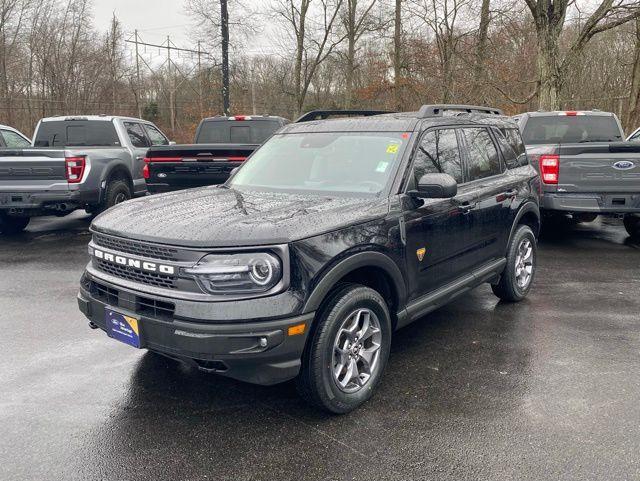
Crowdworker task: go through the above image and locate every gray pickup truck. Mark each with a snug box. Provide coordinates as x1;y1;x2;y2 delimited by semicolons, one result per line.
0;115;170;234
515;110;640;237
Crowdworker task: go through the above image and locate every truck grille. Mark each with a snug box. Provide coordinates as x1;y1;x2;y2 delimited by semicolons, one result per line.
93;233;178;261
95;258;177;289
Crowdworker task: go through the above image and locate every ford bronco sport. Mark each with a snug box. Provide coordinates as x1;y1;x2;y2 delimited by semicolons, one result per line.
78;105;541;413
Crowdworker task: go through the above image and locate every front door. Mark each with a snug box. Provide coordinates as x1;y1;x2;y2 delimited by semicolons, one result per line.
402;127;479;302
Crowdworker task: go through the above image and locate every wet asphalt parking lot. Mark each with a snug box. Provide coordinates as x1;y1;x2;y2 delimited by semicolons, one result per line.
1;213;639;481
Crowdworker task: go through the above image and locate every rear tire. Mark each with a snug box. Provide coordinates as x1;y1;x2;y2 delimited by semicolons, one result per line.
98;178;131;213
624;214;640;238
0;214;30;235
492;225;536;302
296;284;392;414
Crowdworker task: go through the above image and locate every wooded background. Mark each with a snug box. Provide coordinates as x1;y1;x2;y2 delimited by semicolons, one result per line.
1;0;640;142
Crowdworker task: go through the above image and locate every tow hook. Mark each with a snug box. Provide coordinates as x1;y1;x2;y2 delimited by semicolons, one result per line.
88;321;99;330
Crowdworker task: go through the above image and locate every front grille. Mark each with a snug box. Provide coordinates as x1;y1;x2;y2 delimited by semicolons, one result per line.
95;258;177;289
93;234;178;261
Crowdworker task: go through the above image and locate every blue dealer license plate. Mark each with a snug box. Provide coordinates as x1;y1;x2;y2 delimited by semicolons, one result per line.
106;308;141;348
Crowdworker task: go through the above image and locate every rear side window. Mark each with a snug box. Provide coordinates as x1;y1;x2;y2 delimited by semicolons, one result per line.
496;128;528;169
461;128;502;180
1;130;30;148
34;120;120;147
143;124;169;146
196;120;282;144
412;128;463;185
124;122;149;148
522;115;623;144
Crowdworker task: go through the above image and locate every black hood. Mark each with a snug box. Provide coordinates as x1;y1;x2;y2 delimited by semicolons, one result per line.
91;186;389;247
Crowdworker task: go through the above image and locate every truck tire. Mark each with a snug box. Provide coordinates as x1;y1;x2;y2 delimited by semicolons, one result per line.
624;214;640;238
296;284;392;414
492;225;537;302
99;178;131;213
0;214;30;235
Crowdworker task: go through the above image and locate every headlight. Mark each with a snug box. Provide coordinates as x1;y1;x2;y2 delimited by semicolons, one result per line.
183;252;282;295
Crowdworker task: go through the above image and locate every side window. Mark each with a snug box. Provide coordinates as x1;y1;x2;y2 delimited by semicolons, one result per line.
124;122;149;148
461;128;502;180
1;130;30;148
630;129;640;142
501;128;528;167
143;124;169;146
411;128;463;188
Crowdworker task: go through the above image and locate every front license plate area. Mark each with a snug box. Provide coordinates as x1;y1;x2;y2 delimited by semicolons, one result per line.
106;308;141;348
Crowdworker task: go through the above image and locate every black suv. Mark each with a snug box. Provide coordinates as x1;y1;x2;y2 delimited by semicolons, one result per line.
78;105;541;413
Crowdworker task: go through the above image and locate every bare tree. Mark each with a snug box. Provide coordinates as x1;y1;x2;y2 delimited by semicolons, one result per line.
275;0;346;116
525;0;640;110
473;0;490;102
340;0;379;107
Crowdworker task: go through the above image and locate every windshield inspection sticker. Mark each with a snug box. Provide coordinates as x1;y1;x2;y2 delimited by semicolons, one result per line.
376;161;390;173
386;143;400;154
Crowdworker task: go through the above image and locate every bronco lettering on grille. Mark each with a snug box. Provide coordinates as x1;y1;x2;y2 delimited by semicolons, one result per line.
92;247;175;275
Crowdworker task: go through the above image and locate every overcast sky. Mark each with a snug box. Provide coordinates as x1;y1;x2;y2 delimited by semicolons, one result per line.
93;0;191;46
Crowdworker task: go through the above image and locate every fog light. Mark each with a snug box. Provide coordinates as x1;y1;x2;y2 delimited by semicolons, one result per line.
259;337;268;347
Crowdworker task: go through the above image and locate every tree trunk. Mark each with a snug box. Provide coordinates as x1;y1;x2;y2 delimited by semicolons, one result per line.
344;0;356;108
536;23;562;110
220;0;230;116
473;0;490;103
627;18;640;131
293;1;309;117
393;0;402;110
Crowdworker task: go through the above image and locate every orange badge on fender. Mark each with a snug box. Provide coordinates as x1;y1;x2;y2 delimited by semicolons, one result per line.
416;247;426;262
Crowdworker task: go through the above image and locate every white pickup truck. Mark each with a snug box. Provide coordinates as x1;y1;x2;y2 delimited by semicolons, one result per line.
0;115;170;234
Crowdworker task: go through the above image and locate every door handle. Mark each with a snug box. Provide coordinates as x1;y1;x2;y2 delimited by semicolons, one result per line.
496;189;517;202
457;201;476;214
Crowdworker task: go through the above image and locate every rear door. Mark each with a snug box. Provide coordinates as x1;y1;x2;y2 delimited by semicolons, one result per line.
122;121;150;182
458;127;513;264
403;127;478;299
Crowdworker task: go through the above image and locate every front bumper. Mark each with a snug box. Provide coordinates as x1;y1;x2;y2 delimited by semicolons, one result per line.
0;189;99;216
78;275;313;385
541;192;640;214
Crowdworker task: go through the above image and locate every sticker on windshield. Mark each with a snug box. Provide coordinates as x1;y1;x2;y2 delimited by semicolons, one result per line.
376;161;390;173
386;142;400;154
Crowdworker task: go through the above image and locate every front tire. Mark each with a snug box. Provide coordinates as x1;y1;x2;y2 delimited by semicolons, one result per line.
624;214;640;238
492;225;537;302
296;284;392;414
0;214;30;235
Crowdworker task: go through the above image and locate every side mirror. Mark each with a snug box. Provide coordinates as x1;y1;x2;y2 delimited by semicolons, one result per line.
411;173;457;198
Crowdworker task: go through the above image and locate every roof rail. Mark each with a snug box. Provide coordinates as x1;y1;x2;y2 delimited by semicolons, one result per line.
417;104;503;118
295;109;391;123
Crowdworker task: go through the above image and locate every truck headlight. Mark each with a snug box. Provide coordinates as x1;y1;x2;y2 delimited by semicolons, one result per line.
183;252;282;294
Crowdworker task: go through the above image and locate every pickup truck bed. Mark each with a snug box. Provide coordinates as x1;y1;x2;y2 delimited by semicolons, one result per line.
144;144;256;193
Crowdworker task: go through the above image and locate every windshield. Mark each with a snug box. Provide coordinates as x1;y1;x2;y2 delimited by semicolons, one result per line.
228;132;408;196
522;115;623;145
196;119;282;144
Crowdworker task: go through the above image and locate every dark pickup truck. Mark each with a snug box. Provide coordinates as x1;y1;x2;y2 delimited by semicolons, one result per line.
143;111;389;193
514;110;640;237
78;104;540;413
144;115;289;193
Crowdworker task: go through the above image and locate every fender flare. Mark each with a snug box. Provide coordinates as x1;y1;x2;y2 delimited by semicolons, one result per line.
302;250;407;314
507;202;540;248
98;161;133;202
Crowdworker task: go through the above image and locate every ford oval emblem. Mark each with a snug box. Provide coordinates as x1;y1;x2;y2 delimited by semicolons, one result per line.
613;160;635;170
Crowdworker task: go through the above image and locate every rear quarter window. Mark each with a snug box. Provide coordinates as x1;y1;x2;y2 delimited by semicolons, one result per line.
497;127;528;168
